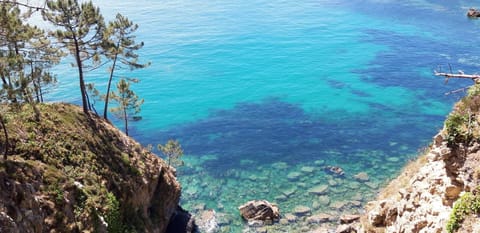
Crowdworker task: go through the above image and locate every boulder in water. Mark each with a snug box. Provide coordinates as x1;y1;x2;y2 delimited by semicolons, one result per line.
325;165;345;176
468;8;480;17
238;200;280;223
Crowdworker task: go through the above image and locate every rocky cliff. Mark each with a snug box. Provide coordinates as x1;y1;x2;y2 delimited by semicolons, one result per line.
0;103;182;233
362;86;480;233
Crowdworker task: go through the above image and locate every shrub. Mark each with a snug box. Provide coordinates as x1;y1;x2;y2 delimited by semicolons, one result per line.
105;192;124;233
445;112;469;145
446;187;480;233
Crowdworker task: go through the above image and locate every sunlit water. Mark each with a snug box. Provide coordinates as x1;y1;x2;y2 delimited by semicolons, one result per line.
47;0;480;231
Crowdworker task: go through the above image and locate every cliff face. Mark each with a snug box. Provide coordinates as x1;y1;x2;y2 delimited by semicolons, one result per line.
362;87;480;233
0;103;181;233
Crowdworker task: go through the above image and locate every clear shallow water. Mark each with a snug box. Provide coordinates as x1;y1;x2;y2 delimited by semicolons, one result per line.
48;0;480;231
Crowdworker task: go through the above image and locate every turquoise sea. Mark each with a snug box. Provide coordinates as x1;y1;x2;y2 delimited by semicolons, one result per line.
48;0;480;232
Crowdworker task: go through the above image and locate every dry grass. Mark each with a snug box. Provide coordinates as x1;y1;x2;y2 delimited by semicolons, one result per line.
377;153;429;200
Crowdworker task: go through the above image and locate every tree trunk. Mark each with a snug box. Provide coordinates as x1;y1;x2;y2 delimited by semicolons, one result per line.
123;107;129;136
104;51;119;120
73;37;89;114
30;63;41;103
0;113;9;160
434;71;480;83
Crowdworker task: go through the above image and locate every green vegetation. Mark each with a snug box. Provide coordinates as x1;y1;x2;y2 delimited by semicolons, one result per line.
1;0;148;134
102;13;150;120
105;192;124;233
0;103;165;231
446;187;480;233
444;84;480;146
158;139;184;168
110;78;144;136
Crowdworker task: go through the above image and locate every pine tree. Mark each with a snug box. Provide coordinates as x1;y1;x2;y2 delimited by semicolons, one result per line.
102;13;149;120
109;78;143;136
158;140;184;169
0;2;60;119
43;0;105;114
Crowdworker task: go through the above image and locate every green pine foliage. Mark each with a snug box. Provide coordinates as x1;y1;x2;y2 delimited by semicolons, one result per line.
109;78;144;136
158;139;184;168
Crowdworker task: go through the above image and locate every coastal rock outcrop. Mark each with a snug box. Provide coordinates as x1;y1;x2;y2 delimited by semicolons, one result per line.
0;104;183;233
362;132;480;232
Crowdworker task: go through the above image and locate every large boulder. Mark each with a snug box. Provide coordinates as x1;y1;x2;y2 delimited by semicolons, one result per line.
238;200;279;224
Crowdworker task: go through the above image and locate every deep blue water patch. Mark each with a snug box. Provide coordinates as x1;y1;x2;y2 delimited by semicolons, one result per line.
356;29;475;99
140;98;441;177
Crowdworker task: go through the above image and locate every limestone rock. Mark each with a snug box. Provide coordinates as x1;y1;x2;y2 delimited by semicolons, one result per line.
284;213;297;222
238;200;279;223
308;184;329;195
340;214;360;224
325;165;345;176
300;166;315;173
293;205;311;216
317;195;331;206
287;172;302;181
353;172;369;182
336;224;356;233
306;213;332;223
194;209;218;233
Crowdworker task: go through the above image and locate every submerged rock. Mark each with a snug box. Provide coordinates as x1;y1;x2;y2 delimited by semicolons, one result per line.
300;166;315;173
281;187;297;197
353;172;369;182
340;214;361;224
318;195;331;206
194;209;218;233
284;213;298;222
293;205;311;216
287;172;302;181
308;184;329;195
325;166;345;176
307;213;333;223
238;200;280;223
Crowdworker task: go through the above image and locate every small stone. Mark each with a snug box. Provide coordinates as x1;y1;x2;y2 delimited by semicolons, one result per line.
330;201;347;210
279;218;289;225
248;220;263;227
353;172;369;182
284;213;297;222
287;172;302;181
275;194;287;202
365;182;379;189
336;224;355;233
318;195;331;205
193;203;206;211
272;162;288;169
306;213;332;223
196;209;218;233
314;160;326;166
282;187;297;197
328;179;338;186
257;227;267;233
445;185;462;200
293;206;311;216
325;166;345;176
308;184;329;195
386;157;400;162
300;166;315;173
340;214;360;224
349;200;362;207
434;133;443;146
